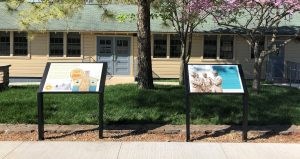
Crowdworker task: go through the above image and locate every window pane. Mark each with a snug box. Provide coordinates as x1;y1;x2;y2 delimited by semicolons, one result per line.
98;39;112;54
49;32;64;57
203;35;217;59
220;35;234;59
13;32;27;56
116;40;129;54
153;34;167;58
0;32;10;56
170;34;181;58
67;33;81;57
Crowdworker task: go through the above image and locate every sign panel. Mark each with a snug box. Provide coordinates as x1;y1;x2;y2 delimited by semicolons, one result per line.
42;63;104;92
187;64;244;93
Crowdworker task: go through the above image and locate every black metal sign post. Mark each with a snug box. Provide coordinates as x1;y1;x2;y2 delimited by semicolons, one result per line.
184;63;191;142
240;65;249;141
98;93;104;138
37;92;44;140
184;64;249;142
37;62;107;140
242;94;249;141
98;66;107;139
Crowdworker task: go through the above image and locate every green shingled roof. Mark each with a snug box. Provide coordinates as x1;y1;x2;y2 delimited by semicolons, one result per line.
1;2;300;34
0;3;175;32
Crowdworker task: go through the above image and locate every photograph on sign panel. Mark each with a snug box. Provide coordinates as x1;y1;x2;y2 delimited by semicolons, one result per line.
43;63;103;92
188;65;244;93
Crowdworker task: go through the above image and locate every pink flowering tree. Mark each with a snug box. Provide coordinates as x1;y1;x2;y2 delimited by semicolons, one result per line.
152;0;212;84
191;0;300;92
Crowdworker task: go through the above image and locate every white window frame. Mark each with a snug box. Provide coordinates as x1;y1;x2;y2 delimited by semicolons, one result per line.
202;34;235;61
47;32;83;59
0;31;30;59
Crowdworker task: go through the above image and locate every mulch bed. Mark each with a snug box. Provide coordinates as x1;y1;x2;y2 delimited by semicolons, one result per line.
1;130;300;143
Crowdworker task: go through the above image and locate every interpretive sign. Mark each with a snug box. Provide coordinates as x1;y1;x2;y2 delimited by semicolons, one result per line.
37;62;107;140
188;65;244;93
184;64;249;142
41;63;104;92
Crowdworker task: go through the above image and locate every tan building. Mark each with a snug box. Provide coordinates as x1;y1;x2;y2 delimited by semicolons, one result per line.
1;3;300;80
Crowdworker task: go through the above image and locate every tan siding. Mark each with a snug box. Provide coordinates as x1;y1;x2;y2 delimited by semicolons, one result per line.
135;35;262;79
0;32;88;77
191;35;203;59
233;36;268;79
30;33;48;56
132;36;138;76
149;35;203;78
133;37;138;57
0;57;47;77
0;56;84;77
82;33;96;57
0;33;278;79
234;36;254;79
152;60;180;78
286;40;300;63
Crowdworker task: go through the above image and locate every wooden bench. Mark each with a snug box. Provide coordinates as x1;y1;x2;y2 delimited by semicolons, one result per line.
0;64;11;90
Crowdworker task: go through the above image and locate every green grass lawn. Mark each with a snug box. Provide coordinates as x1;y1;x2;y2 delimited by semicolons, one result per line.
153;78;179;82
0;84;299;125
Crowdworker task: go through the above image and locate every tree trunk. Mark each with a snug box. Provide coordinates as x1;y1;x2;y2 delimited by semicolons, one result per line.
252;57;263;92
136;0;154;89
179;40;187;85
179;58;185;85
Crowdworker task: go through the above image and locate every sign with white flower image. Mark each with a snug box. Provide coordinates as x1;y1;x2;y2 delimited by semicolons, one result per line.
187;64;244;93
42;63;104;92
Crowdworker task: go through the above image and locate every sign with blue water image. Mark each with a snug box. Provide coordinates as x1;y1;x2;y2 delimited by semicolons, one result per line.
41;63;104;92
187;64;244;93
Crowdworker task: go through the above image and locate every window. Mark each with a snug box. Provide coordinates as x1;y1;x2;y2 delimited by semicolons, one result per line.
116;39;129;54
67;33;81;57
251;39;264;59
203;35;217;59
153;34;167;58
99;39;113;54
0;32;10;56
49;32;64;57
220;35;234;59
170;35;181;58
13;32;27;56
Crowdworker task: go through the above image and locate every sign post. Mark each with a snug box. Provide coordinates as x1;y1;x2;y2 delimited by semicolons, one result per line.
37;92;44;140
37;62;107;140
184;64;249;142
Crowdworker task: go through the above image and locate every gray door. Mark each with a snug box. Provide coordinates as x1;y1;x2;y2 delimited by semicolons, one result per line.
97;37;114;74
267;42;285;81
97;37;130;75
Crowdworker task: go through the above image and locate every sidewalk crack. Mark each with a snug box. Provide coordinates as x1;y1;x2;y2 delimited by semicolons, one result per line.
220;144;230;159
3;141;24;159
116;142;123;159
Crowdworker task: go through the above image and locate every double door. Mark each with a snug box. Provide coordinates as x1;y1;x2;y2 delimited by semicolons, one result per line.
266;42;285;81
97;37;130;75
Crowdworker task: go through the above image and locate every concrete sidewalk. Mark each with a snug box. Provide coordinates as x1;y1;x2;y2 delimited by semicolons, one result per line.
0;141;299;159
